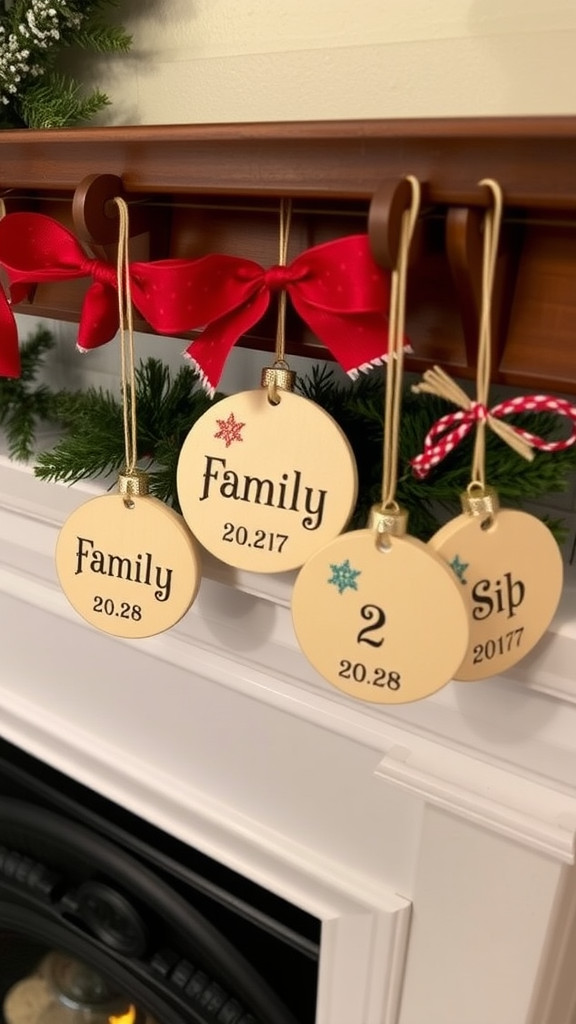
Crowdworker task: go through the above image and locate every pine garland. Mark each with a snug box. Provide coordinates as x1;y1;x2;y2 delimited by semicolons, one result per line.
0;0;131;128
0;323;59;458
10;335;572;544
298;365;576;541
40;359;218;502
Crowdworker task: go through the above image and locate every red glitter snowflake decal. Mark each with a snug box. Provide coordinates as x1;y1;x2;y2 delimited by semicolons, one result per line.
214;411;246;447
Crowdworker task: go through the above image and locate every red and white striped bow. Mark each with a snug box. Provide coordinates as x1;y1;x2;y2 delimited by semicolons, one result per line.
410;370;576;479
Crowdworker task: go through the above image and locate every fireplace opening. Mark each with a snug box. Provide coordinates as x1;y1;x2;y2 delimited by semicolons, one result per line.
0;739;320;1024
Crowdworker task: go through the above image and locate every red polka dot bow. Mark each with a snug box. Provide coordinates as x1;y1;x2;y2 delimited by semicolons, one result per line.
0;211;185;376
159;237;398;393
0;213;398;390
410;367;576;479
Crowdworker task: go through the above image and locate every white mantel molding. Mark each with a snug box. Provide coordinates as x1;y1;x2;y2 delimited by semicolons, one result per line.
375;742;576;863
0;449;575;867
0;678;411;1024
1;448;576;1023
0;451;417;1024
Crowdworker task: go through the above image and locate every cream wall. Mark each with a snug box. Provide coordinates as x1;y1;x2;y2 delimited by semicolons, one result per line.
95;0;576;125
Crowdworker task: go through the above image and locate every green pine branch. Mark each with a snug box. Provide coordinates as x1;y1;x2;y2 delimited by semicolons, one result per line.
0;0;132;128
0;325;60;460
74;20;132;54
19;73;110;129
27;357;576;543
1;330;573;544
36;384;125;482
298;366;576;540
35;359;223;504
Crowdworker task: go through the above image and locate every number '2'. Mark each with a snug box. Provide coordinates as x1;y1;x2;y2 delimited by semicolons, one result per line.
356;604;386;647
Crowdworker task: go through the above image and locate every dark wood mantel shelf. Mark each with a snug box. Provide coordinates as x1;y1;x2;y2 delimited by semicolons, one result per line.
1;116;576;392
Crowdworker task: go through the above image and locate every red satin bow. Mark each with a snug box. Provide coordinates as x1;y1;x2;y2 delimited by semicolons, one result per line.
0;213;396;390
153;237;396;392
0;212;172;376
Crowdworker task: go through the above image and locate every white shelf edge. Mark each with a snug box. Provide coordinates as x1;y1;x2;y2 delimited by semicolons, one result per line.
375;743;576;864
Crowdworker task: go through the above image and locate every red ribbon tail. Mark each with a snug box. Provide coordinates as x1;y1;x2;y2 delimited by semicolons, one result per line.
77;283;121;351
289;294;404;378
0;288;21;378
182;292;270;394
331;315;396;377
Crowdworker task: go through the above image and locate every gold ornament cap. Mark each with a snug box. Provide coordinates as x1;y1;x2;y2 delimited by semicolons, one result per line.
460;484;499;518
118;469;150;498
368;503;409;539
260;362;297;394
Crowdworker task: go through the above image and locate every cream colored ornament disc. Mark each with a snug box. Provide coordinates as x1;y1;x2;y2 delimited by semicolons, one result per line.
429;509;563;680
176;389;358;572
291;529;469;703
56;493;202;638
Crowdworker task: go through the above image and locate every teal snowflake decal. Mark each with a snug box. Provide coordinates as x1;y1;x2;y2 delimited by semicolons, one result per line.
328;559;361;595
449;554;469;585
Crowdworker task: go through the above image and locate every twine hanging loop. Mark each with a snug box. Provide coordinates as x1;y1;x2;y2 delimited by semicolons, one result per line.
113;196;145;504
264;198;297;403
380;176;421;509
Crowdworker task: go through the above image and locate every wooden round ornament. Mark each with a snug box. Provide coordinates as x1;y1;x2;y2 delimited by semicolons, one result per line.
291;513;470;704
56;473;202;638
176;386;358;573
429;493;563;680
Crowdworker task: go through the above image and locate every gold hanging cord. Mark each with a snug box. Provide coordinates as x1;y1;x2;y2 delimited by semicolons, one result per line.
262;197;296;402
275;197;291;368
114;197;149;500
380;176;421;509
412;181;533;495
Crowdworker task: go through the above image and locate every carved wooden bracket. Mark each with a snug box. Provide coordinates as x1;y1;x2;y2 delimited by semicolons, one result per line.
1;116;575;392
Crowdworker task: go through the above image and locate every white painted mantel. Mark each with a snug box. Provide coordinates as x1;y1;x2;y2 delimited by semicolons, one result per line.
0;445;575;1024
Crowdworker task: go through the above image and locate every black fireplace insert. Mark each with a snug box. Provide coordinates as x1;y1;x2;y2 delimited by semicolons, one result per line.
0;738;320;1024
